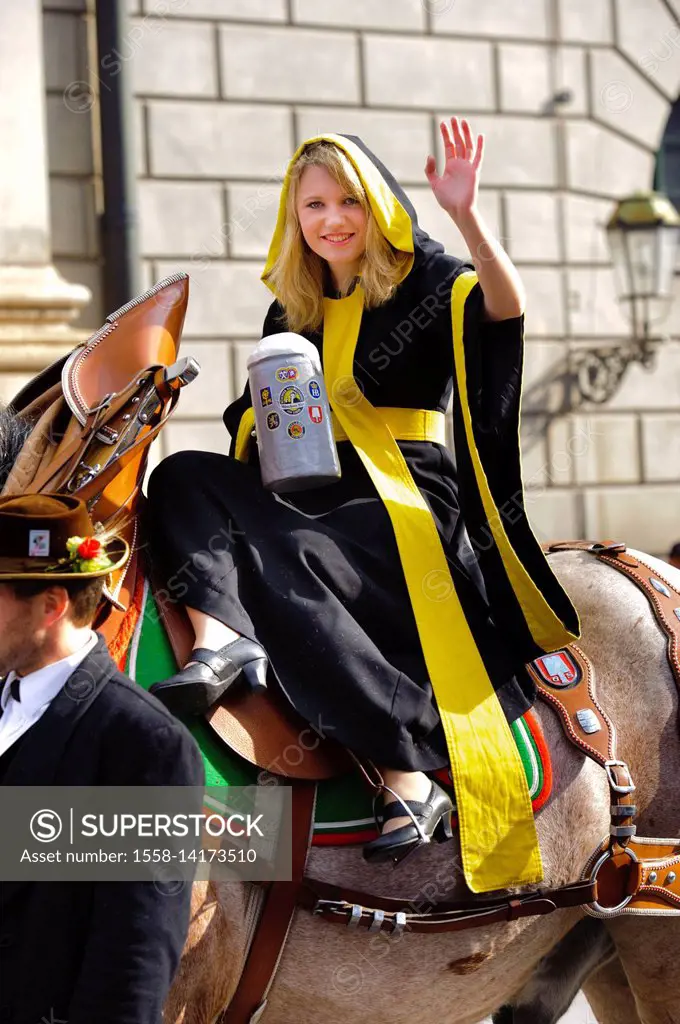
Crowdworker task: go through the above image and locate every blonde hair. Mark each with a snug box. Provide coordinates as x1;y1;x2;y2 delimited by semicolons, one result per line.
263;141;412;333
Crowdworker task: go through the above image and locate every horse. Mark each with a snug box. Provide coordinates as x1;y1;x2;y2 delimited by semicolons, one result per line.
158;545;680;1024
2;282;680;1024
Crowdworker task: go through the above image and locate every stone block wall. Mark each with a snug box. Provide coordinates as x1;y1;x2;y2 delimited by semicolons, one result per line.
43;0;680;553
43;0;104;329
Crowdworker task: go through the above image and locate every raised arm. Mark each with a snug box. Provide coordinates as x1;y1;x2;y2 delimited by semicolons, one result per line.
425;116;525;321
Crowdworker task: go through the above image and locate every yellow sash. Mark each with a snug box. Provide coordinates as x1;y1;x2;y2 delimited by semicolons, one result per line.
234;407;255;462
451;272;578;652
322;285;542;893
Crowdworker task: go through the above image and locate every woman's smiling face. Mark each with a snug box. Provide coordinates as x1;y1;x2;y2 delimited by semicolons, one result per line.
295;164;368;283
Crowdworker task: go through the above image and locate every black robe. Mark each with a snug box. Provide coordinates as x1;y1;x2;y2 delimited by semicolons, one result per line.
146;135;578;775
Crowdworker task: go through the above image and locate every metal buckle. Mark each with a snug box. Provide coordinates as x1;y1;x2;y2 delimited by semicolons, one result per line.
605;760;636;794
164;355;201;388
312;899;364;929
313;899;407;935
610;804;637;817
368;910;385;933
66;462;101;492
347;904;362;929
313;899;346;915
391;911;407;937
610;824;637;838
587;845;638;916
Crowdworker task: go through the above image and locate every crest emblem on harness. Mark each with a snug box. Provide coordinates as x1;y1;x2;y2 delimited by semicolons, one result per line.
531;649;581;690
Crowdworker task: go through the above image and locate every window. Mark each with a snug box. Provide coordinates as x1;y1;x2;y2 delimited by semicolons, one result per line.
655;96;680;215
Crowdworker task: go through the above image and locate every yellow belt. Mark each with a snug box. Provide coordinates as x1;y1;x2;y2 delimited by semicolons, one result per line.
332;408;446;444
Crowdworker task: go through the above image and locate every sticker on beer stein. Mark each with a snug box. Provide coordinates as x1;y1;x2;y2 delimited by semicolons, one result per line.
308;405;323;424
308;379;321;399
288;421;305;439
279;385;305;415
266;412;280;430
260;386;273;407
275;366;299;383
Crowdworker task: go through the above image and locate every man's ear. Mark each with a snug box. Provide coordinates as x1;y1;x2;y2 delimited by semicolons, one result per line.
40;585;71;628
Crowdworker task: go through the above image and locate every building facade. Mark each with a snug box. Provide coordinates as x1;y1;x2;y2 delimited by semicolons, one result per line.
2;0;680;552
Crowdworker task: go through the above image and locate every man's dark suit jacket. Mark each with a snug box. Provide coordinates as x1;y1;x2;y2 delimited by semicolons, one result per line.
0;633;205;1024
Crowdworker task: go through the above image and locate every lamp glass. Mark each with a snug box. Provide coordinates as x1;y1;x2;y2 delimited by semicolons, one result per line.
656;224;680;297
606;227;631;301
625;228;658;298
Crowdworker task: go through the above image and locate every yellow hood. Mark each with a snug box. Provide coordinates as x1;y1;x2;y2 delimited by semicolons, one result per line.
262;133;418;291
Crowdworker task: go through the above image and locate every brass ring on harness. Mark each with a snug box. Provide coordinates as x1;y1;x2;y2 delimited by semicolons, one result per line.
586;845;638;916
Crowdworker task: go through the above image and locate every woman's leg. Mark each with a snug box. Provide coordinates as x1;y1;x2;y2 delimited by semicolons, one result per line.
378;768;434;833
183;614;435;826
149;607;265;713
186;607;241;656
185;614;434;831
362;765;453;862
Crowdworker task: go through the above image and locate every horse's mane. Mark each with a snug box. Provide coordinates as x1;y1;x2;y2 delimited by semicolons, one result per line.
0;403;34;491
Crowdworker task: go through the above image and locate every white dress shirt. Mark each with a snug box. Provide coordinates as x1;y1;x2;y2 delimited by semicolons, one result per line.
0;630;99;757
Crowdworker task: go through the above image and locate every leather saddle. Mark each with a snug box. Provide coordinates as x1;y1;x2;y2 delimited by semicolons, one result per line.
4;273;194;643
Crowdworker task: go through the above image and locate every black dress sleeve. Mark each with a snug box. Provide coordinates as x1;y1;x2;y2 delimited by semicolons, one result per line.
420;250;522;435
460;281;525;436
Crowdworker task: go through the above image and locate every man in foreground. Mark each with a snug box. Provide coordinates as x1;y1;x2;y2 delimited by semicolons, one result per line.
0;493;205;1024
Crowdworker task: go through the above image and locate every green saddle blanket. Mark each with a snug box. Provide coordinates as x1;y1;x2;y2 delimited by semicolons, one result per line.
126;581;552;845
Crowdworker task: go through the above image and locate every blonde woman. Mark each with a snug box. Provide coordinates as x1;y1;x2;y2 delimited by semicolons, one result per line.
147;119;578;869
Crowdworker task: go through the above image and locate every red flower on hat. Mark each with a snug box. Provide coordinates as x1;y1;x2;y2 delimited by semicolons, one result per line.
77;537;102;560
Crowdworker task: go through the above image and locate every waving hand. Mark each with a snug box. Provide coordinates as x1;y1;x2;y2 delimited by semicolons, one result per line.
425;117;483;222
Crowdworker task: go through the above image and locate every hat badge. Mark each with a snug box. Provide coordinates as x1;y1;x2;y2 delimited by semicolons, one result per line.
28;530;50;557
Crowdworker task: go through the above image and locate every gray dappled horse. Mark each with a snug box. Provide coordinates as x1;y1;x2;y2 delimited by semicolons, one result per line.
2;404;680;1024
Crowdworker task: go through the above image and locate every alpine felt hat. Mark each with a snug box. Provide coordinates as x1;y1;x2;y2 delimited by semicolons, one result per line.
0;494;129;580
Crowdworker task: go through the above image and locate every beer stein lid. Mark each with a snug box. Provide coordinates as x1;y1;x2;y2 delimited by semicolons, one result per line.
247;331;320;369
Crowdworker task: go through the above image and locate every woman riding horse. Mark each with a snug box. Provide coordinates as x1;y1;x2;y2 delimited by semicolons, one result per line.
145;118;579;879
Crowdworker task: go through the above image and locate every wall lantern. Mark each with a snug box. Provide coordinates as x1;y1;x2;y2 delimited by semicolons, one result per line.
575;191;680;403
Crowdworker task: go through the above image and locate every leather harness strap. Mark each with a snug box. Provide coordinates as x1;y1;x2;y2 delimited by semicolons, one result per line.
296;877;596;934
526;643;638;857
541;541;680;917
220;780;316;1024
26;354;136;494
596;550;680;685
544;540;680;702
